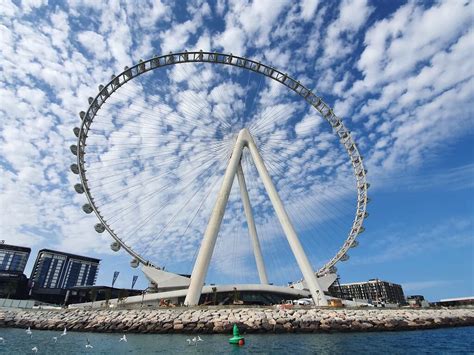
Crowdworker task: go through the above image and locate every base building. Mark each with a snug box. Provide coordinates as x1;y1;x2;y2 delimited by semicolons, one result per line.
329;278;405;305
30;249;100;304
0;243;31;299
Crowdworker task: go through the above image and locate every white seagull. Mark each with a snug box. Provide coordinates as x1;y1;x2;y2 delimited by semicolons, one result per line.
31;346;38;353
85;338;93;349
197;336;203;342
52;336;57;343
26;327;32;336
119;334;127;342
60;327;67;336
0;337;5;344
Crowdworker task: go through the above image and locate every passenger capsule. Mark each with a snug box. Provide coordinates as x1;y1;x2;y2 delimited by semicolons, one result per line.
340;254;350;262
79;111;86;120
94;223;105;233
110;241;121;252
358;226;366;235
357;211;369;219
70;164;79;174
82;203;93;214
74;183;84;194
329;266;338;274
350;240;359;248
98;84;104;91
358;169;367;177
70;144;78;156
130;258;139;268
73;127;80;137
88;97;94;105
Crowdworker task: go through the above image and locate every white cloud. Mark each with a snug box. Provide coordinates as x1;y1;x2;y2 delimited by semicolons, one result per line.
21;0;47;13
320;0;374;64
294;113;323;137
300;0;319;21
215;0;226;16
215;25;247;54
0;0;19;17
215;0;291;53
77;31;108;61
158;3;210;55
135;0;169;28
194;32;212;51
356;1;471;89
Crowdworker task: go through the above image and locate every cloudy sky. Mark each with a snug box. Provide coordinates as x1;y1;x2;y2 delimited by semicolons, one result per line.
0;0;472;301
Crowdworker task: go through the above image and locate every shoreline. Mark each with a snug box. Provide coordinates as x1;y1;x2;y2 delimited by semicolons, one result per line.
1;307;473;334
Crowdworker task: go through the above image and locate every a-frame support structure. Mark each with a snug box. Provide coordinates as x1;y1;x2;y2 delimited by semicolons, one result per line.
184;128;328;306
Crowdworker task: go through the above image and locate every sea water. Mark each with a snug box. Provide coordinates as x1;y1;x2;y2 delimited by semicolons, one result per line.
0;326;472;354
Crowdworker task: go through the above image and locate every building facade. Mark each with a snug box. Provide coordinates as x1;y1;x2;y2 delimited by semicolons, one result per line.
0;243;31;273
30;249;100;290
329;278;405;305
0;271;29;299
406;295;430;307
0;243;31;299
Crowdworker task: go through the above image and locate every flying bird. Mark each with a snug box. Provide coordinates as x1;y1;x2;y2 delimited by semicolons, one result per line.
52;337;57;343
61;327;67;336
26;327;32;336
85;338;93;349
0;337;5;344
31;346;38;353
119;334;127;342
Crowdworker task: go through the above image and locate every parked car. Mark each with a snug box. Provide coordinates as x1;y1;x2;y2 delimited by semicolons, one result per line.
293;298;314;306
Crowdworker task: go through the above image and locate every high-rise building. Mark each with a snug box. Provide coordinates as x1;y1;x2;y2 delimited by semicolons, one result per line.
0;243;31;273
30;249;100;290
0;243;31;299
328;278;405;305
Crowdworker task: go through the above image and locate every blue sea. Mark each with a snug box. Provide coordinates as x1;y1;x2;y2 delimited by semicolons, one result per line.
0;326;472;354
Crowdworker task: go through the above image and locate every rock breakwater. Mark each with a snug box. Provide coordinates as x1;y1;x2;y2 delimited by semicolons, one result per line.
0;307;472;334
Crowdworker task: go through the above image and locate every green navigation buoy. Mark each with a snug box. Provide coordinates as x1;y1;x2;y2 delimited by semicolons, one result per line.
229;324;245;346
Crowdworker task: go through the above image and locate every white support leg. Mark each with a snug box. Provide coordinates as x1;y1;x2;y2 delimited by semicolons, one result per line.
236;162;269;285
184;131;247;306
185;128;327;306
243;129;328;306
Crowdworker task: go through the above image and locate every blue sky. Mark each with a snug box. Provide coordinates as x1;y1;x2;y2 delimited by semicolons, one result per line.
0;0;472;301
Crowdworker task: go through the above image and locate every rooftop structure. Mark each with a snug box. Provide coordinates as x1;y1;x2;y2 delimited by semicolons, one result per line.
435;296;474;307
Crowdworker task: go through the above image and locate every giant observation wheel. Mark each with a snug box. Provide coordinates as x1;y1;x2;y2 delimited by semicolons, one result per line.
70;51;369;305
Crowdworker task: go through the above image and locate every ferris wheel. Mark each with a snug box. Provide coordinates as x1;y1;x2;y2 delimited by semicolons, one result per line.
70;51;368;306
